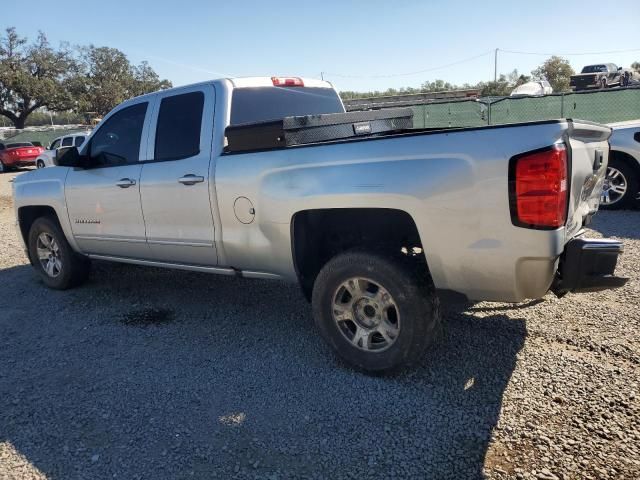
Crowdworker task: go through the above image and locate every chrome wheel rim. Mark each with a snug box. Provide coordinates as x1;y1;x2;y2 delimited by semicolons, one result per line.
36;232;63;278
601;167;627;205
332;277;400;352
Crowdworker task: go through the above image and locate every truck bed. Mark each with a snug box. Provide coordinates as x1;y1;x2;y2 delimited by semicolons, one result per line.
216;118;611;301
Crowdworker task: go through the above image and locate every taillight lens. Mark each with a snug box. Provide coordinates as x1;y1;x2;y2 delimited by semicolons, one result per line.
271;76;304;87
510;144;568;229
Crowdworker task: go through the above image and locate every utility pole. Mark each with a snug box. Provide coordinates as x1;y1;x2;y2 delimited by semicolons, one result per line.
321;71;324;81
494;48;498;82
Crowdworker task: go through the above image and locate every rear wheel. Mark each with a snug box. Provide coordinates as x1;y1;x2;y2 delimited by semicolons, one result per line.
600;78;607;89
27;217;91;289
600;158;639;209
36;160;45;169
312;250;440;373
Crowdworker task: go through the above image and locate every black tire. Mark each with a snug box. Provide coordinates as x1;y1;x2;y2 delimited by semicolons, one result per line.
27;216;91;289
312;250;440;373
36;160;45;169
600;157;639;210
0;160;7;173
600;78;607;89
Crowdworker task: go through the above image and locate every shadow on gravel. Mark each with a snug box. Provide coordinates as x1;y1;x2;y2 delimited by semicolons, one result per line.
0;262;526;480
589;209;640;240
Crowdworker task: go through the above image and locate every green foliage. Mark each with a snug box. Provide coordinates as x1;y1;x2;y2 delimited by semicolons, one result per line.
339;69;533;100
23;110;85;126
339;80;469;100
0;28;77;128
71;47;172;117
531;56;574;93
632;61;640;72
0;27;172;128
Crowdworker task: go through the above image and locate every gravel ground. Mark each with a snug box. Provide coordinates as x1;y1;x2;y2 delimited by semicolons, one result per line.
0;170;638;480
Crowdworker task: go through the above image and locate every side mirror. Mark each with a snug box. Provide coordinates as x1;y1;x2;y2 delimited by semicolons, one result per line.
56;146;83;167
618;67;623;71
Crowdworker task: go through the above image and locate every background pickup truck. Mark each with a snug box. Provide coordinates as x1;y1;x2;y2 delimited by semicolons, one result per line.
12;76;628;372
570;64;624;90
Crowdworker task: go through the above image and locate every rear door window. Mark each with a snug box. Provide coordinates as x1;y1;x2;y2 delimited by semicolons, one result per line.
154;91;204;161
74;136;86;147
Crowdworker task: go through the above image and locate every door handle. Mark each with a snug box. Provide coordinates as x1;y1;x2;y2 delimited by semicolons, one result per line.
116;178;136;188
178;174;205;186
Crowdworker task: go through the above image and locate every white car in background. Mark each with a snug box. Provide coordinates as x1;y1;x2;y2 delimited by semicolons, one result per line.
602;119;640;209
510;80;553;96
35;133;89;169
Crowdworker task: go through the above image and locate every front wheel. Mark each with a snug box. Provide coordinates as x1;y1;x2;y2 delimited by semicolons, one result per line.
36;160;45;169
28;217;91;289
312;251;440;373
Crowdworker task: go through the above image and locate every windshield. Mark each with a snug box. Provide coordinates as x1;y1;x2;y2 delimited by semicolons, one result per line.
230;87;345;125
581;65;607;73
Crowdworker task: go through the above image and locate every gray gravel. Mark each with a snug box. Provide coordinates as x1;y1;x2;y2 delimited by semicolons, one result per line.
0;170;638;480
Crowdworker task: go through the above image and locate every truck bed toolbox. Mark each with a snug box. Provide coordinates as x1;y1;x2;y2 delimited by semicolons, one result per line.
225;108;413;152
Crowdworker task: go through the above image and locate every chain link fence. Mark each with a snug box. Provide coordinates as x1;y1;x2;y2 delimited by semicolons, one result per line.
0;125;89;146
406;86;640;128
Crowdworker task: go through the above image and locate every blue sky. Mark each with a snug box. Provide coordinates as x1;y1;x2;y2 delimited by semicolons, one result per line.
3;0;639;92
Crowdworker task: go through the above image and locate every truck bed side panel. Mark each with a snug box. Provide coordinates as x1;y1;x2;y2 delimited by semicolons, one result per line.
215;122;583;302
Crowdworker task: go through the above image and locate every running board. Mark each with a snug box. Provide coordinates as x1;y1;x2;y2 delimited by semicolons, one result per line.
87;254;283;280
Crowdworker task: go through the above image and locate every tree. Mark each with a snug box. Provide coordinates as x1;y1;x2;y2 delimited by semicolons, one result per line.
72;46;136;117
420;79;456;92
131;60;172;97
478;79;508;96
531;56;574;92
0;28;77;128
631;61;640;72
72;46;172;117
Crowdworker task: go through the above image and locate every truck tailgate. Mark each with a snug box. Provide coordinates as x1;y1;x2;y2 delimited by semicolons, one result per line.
565;121;612;239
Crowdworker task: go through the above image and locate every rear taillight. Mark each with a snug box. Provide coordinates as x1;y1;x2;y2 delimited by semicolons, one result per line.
271;76;304;87
509;144;568;229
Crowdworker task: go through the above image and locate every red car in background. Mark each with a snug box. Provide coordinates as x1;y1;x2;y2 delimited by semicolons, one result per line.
0;142;45;173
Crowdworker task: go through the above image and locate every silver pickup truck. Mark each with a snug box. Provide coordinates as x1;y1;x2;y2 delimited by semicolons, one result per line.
12;76;627;372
